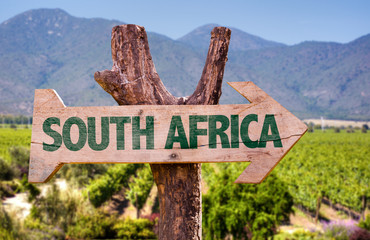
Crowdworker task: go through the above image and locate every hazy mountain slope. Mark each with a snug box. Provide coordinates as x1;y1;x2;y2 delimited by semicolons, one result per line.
0;9;369;120
178;24;286;52
0;8;120;113
223;37;370;119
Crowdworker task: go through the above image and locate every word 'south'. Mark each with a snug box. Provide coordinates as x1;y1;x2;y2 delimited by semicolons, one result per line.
42;114;282;152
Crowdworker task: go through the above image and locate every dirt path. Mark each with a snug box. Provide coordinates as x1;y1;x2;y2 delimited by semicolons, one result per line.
2;192;31;220
2;178;67;220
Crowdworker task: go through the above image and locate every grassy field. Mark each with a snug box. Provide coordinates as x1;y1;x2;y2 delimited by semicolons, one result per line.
0;128;31;162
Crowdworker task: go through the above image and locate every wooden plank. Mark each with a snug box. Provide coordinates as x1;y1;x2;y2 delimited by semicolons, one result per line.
29;81;307;183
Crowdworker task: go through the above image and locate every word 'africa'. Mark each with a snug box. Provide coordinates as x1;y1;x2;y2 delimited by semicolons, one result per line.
42;114;282;152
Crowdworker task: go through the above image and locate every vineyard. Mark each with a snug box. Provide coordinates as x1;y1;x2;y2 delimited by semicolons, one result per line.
0;126;369;239
275;129;369;219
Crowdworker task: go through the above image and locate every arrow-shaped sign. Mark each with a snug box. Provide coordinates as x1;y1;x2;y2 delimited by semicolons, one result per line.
29;81;307;183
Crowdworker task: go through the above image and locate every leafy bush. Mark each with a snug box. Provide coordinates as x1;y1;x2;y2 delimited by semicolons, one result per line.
0;182;15;199
202;163;293;240
24;218;65;240
66;210;117;239
0;206;13;236
86;164;142;207
58;163;109;187
358;215;370;231
114;218;157;239
0;158;14;181
19;174;40;202
26;183;79;237
67;212;157;240
9;146;29;177
0;206;26;240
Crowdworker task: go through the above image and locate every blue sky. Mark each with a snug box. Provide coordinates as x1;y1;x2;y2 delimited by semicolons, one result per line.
1;0;369;45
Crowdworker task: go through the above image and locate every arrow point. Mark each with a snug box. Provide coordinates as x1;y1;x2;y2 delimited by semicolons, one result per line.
228;82;271;104
28;155;63;183
234;160;278;184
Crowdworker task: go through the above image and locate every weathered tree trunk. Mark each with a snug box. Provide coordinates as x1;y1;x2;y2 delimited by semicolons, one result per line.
95;24;231;239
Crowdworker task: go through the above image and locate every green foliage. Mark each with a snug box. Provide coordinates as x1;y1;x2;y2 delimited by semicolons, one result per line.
202;163;293;240
362;124;368;133
358;215;370;231
58;163;108;187
126;164;154;218
0;158;14;181
9;146;29;168
24;218;65;240
19;175;40;202
66;210;117;239
67;210;156;239
275;130;370;213
114;218;157;239
0;206;13;235
9;146;29;177
0;182;15;199
0;115;31;125
0;206;26;240
26;183;79;237
0;128;31;162
86;164;142;207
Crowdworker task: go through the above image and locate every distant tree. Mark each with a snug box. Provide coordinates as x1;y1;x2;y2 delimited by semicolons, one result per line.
307;122;314;133
86;164;142;207
362;124;368;133
347;126;355;133
126;164;154;219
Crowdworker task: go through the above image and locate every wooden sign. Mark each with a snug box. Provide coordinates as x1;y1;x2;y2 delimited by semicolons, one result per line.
29;81;307;183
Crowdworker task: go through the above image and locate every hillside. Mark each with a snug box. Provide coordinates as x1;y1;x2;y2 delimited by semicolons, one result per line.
0;8;369;120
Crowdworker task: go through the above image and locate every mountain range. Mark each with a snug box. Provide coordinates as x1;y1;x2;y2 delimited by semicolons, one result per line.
0;9;369;120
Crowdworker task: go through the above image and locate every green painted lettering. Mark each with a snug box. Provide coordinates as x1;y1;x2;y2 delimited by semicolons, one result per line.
209;115;230;148
63;117;87;151
88;117;109;151
43;117;62;152
258;114;283;148
240;114;259;148
189;115;207;149
132;116;154;150
110;117;131;150
165;116;189;149
231;115;239;148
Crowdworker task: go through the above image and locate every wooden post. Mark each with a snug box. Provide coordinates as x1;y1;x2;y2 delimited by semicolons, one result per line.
95;24;231;239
